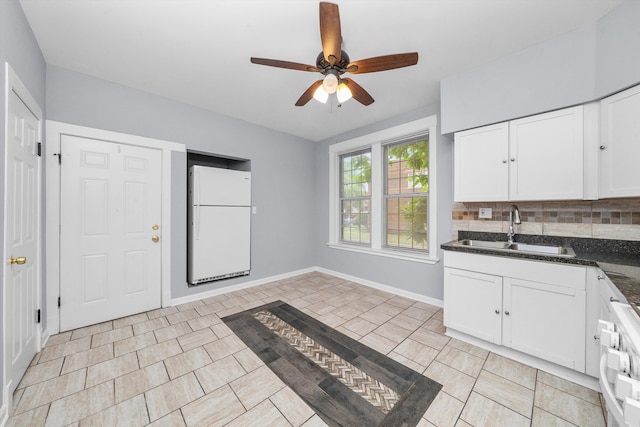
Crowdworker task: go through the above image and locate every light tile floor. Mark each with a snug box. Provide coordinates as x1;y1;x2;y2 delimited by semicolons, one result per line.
8;272;606;426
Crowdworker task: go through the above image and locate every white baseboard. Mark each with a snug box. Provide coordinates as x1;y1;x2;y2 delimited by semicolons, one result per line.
0;380;11;427
316;267;444;308
41;327;51;348
171;266;443;308
170;267;317;306
0;403;7;427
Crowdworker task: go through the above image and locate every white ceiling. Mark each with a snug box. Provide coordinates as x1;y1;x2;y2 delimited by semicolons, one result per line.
20;0;623;141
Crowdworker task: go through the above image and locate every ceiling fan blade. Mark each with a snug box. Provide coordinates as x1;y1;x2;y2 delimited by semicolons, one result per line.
319;2;342;66
251;57;319;72
347;52;418;74
342;78;374;106
296;80;324;106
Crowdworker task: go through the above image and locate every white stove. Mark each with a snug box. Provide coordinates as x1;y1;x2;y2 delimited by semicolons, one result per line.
599;298;640;426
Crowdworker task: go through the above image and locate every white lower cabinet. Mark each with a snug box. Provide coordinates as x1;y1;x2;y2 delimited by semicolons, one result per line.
444;251;587;372
444;268;502;344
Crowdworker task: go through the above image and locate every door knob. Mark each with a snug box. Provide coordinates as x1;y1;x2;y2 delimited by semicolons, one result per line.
152;224;159;230
152;236;160;243
10;256;27;265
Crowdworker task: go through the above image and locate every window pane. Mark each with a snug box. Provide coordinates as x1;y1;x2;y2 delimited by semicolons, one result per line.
385;137;429;251
341;199;370;245
340;150;371;246
385;139;429;195
386;197;427;250
341;151;371;197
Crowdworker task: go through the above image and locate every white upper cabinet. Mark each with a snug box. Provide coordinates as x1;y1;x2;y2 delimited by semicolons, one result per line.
509;106;584;200
599;85;640;198
454;105;584;202
454;123;509;201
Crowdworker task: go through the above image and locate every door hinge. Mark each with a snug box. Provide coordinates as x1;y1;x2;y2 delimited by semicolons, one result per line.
37;142;42;157
58;297;61;308
54;153;61;164
37;309;41;324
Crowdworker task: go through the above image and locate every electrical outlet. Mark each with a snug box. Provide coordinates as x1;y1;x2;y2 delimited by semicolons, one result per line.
479;208;492;219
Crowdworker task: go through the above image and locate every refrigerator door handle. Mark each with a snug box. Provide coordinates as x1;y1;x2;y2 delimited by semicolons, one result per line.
194;169;201;239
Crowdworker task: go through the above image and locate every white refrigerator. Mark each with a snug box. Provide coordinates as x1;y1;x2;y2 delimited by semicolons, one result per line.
188;165;251;285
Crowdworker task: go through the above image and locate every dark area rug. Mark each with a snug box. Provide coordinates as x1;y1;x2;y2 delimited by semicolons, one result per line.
222;300;442;427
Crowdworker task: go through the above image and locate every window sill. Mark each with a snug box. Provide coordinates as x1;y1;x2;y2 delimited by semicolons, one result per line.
326;243;440;264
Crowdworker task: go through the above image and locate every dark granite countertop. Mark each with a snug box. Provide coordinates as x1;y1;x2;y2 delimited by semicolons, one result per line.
441;231;640;313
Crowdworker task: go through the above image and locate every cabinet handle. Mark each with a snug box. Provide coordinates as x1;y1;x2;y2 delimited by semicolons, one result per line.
510;158;516;162
502;160;507;164
505;310;510;315
610;297;619;303
597;275;605;280
495;309;500;314
600;145;606;150
594;335;600;341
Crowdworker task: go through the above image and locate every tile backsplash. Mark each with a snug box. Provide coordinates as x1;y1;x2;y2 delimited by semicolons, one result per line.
452;198;640;241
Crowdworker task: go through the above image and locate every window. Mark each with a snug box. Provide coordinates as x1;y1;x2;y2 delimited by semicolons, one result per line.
328;116;438;263
385;138;428;250
340;150;372;245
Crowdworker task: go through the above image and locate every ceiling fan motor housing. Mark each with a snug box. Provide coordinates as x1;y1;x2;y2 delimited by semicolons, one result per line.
316;50;351;74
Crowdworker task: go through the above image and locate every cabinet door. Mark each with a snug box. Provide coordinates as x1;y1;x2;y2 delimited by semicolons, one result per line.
585;268;602;378
503;277;586;372
444;267;503;344
454;123;509;202
509;106;584;201
600;85;640;198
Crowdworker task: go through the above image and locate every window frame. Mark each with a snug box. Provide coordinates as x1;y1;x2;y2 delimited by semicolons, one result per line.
328;116;439;264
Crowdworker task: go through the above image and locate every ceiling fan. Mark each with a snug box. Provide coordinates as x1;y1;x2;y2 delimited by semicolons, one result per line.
250;2;419;106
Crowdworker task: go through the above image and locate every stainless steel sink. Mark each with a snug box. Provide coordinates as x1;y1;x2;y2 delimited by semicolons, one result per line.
452;239;576;257
454;239;510;250
508;242;575;256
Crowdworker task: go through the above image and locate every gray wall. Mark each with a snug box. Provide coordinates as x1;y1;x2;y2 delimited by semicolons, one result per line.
314;105;453;300
46;65;317;299
0;0;46;412
595;0;640;96
440;0;640;134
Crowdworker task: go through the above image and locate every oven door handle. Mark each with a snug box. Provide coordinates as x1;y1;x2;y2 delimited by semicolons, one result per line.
600;350;625;425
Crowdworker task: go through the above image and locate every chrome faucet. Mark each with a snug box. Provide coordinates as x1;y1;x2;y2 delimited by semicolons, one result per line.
507;204;521;244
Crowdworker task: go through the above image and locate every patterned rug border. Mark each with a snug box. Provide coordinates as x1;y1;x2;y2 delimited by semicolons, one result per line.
222;300;442;427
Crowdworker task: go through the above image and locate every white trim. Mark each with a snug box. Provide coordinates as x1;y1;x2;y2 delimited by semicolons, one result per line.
170;267;317;306
172;266;443;309
45;121;185;334
315;267;444;307
326;243;439;264
3;62;44;418
0;383;8;427
328;116;439;263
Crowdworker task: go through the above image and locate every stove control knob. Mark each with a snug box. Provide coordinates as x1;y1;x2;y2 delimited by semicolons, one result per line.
608;348;631;373
601;329;620;349
598;319;615;334
616;374;640;400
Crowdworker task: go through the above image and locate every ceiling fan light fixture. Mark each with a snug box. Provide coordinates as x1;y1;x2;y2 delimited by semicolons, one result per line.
322;73;338;94
337;82;352;103
313;85;329;103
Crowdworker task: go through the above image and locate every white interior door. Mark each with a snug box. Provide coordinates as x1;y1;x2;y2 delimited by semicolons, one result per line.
59;135;162;331
4;85;41;394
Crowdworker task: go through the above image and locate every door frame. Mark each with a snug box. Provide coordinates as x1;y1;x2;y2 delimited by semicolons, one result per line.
45;121;185;335
2;62;43;417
